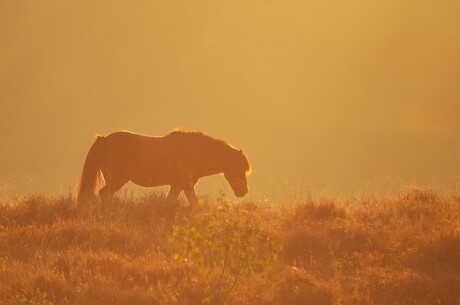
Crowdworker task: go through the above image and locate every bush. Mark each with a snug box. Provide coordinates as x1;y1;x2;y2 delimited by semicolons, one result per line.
7;289;55;305
168;202;280;305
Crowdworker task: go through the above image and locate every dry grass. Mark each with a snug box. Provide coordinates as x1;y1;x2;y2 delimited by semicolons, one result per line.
0;188;459;305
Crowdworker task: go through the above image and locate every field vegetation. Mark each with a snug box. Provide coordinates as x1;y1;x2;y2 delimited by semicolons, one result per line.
0;188;459;305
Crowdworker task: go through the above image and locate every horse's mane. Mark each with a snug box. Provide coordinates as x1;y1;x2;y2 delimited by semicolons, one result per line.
168;129;230;147
168;129;251;173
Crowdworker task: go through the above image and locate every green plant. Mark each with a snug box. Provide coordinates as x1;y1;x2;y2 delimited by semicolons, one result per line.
169;202;279;304
7;289;54;305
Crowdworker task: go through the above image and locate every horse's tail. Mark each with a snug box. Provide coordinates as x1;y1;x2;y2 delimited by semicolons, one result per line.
76;135;106;204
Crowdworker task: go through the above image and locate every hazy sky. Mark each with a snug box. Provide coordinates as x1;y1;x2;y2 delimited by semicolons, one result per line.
1;1;459;199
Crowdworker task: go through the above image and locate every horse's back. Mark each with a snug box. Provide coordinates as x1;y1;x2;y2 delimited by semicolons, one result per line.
103;130;218;159
105;131;154;142
101;131;185;184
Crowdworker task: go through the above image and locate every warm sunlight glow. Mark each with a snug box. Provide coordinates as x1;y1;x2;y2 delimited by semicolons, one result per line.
1;1;459;304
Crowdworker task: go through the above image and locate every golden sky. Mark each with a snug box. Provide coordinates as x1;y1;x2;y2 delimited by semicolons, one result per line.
1;1;459;198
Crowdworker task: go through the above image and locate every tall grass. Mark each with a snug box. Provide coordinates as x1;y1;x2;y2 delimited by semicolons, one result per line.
0;188;459;304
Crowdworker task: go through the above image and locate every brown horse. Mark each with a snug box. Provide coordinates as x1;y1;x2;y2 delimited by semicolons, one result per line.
76;130;251;205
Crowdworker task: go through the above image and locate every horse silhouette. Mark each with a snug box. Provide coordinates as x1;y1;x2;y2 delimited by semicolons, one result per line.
76;130;251;205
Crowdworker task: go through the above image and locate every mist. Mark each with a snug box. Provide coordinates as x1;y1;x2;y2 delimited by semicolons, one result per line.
1;0;459;200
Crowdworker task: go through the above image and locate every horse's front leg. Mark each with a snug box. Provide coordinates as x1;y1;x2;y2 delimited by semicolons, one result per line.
166;184;182;204
184;184;198;207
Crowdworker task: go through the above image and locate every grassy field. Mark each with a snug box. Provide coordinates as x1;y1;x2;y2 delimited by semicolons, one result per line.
0;188;459;305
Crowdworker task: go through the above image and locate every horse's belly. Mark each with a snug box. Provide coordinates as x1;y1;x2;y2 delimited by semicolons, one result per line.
128;171;169;187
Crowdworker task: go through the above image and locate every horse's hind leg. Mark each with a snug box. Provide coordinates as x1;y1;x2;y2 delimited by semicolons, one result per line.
99;176;127;202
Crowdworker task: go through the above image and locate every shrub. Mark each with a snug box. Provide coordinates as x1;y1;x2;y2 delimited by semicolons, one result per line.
6;289;55;305
168;202;280;304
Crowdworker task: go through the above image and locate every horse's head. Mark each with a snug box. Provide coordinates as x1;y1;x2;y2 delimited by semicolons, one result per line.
223;149;252;197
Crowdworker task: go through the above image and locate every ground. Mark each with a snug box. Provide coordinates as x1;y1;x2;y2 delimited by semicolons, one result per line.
0;188;459;305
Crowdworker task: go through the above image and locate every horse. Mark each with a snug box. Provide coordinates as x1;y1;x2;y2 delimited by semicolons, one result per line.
76;130;251;205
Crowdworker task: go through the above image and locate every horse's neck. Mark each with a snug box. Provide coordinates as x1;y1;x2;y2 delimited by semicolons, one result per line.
212;144;233;173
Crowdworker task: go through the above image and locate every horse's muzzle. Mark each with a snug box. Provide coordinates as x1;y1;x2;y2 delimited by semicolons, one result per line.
234;188;248;198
